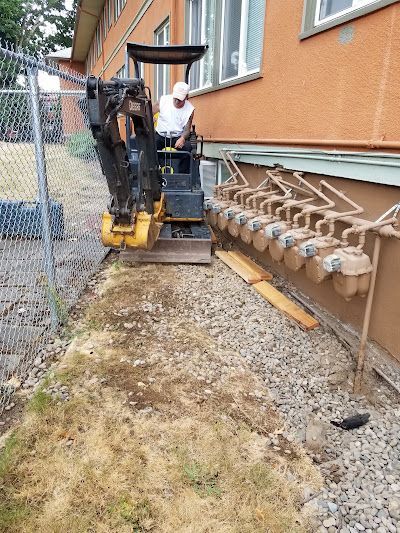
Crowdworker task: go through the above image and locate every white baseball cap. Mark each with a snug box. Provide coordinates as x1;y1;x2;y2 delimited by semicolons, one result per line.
172;81;189;101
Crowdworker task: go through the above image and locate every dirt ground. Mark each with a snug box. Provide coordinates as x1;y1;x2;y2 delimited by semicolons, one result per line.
0;256;322;532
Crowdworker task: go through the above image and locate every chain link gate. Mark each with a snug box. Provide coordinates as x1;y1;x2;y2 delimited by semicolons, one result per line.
0;44;108;412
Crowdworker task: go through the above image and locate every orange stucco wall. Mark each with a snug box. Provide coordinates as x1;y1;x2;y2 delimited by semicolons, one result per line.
84;0;400;147
191;0;400;145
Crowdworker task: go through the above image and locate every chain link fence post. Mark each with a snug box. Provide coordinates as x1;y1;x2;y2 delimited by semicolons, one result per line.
27;66;58;329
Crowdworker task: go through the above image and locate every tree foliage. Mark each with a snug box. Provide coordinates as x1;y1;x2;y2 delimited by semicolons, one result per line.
0;0;78;55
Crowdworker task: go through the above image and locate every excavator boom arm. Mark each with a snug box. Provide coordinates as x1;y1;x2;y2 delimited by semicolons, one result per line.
86;75;161;222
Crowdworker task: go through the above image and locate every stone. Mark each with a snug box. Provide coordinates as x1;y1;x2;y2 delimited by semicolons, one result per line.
323;517;336;528
388;498;400;521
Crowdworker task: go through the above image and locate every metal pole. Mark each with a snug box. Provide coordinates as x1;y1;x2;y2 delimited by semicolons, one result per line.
27;66;58;329
353;235;382;393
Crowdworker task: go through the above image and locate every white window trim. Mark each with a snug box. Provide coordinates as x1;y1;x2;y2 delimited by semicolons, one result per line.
155;20;170;99
219;0;260;84
107;0;113;28
188;0;213;91
115;0;126;21
314;0;380;25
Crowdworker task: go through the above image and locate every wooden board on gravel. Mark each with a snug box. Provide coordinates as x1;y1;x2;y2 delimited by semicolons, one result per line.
209;226;218;244
215;250;261;284
253;281;319;331
228;251;273;281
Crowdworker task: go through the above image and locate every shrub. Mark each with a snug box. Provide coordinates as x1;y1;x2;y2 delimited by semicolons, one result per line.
67;131;96;160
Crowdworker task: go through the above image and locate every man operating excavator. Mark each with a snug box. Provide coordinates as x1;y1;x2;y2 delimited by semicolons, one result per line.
152;81;194;173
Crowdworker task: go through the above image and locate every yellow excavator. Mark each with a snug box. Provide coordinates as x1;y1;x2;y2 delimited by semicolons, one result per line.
86;42;211;263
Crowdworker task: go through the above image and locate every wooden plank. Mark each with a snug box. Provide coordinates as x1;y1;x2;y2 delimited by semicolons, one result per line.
228;251;273;281
253;281;319;331
209;226;218;244
215;250;261;284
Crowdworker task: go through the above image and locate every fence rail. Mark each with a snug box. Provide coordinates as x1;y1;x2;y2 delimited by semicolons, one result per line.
0;44;108;411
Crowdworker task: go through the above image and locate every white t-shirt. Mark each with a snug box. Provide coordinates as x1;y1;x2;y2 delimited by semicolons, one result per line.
156;94;194;137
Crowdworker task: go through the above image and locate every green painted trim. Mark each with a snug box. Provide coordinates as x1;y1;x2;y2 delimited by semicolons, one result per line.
300;0;399;40
98;0;154;76
203;142;400;187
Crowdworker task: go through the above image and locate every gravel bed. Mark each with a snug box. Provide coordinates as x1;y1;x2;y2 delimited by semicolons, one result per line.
176;258;400;533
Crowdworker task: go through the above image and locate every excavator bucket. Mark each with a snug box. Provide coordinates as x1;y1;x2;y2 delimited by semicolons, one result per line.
119;223;212;264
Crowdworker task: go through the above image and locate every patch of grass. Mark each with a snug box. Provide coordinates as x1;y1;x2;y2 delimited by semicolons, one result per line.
28;389;53;414
111;259;123;271
183;462;222;498
0;432;19;478
0;502;30;531
109;496;154;531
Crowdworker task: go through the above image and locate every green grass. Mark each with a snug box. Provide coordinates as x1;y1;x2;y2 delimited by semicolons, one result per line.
183;462;222;498
0;433;31;529
28;388;53;415
109;496;154;531
0;432;19;478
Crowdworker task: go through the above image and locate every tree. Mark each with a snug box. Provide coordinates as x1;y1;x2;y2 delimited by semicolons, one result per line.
0;0;24;45
0;0;78;55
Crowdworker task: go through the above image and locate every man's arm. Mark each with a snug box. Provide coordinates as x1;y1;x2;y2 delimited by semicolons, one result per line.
152;100;160;115
175;111;194;149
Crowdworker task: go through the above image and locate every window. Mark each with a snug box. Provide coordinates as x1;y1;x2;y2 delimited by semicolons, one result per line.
220;0;265;83
107;0;113;28
95;23;102;58
114;0;126;21
116;65;126;78
154;21;170;99
301;0;398;38
102;6;108;40
185;0;266;93
188;0;216;90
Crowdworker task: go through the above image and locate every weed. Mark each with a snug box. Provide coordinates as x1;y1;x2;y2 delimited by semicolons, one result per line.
110;497;154;531
183;462;222;498
0;502;30;530
0;432;18;478
111;259;122;271
28;388;53;414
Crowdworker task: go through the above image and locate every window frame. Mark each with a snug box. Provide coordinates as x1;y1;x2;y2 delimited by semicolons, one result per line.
107;0;113;29
102;5;108;40
114;0;127;21
300;0;399;40
185;0;265;96
154;19;171;100
188;0;215;91
95;22;102;59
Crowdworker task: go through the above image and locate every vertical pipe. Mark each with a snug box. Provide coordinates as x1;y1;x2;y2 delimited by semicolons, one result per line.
353;235;382;393
27;67;58;329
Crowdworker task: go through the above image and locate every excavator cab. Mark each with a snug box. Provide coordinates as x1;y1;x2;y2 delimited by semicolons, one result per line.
86;43;212;263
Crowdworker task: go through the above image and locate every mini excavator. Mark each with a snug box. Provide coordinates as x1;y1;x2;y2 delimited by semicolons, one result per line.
86;43;211;263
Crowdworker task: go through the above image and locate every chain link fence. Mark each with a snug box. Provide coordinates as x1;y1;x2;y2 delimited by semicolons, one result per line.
0;44;108;411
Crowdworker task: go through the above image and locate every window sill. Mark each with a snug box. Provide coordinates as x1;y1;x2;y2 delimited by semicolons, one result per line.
189;72;262;98
299;0;398;40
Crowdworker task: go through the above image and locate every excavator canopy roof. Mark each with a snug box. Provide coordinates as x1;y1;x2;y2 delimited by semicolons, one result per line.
127;43;208;65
